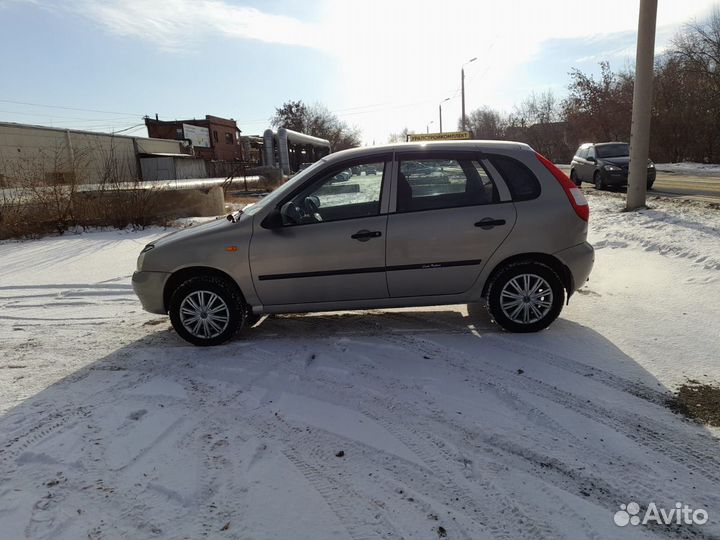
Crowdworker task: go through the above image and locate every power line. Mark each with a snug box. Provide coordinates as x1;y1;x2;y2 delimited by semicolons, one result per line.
0;98;147;117
0;109;141;123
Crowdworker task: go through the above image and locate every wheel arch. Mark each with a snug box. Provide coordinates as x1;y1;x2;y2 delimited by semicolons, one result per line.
163;266;245;312
481;253;574;299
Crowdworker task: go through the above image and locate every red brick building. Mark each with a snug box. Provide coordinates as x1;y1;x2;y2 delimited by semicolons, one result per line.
144;115;243;162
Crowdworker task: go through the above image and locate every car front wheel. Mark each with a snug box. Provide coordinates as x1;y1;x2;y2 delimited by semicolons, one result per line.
487;262;565;333
594;171;604;190
169;276;246;346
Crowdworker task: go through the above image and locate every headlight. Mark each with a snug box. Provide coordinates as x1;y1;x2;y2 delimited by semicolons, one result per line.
648;162;655;168
141;243;155;253
604;164;621;171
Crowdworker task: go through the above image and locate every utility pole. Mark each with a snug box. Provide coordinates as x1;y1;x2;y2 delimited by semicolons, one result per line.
439;97;450;133
626;0;658;210
461;57;477;131
426;121;434;134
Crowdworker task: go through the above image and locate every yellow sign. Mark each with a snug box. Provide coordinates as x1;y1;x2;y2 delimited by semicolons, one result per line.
407;131;472;142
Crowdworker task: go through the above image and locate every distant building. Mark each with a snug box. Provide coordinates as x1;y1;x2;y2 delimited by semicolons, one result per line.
144;115;243;162
0;121;193;185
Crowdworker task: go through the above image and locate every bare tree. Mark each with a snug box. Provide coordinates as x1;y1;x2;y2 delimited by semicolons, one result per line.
388;127;414;143
271;100;362;151
463;107;506;140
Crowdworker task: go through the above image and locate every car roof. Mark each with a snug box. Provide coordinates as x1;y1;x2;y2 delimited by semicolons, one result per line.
326;140;532;163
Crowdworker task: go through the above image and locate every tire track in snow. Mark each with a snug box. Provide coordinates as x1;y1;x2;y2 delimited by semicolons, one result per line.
251;342;562;539
245;411;402;540
401;331;720;484
386;331;720;535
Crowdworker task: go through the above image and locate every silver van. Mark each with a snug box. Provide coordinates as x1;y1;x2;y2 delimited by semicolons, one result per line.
132;141;594;346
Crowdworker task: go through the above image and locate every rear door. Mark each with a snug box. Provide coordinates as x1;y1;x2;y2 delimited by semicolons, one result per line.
385;151;516;297
249;156;391;306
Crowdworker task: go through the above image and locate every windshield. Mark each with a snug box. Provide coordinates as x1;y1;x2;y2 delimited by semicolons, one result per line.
243;158;329;215
596;143;629;158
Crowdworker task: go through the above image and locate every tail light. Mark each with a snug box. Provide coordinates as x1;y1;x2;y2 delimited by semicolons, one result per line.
535;152;589;222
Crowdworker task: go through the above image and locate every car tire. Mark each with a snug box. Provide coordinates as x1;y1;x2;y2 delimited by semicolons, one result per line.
169;276;246;346
570;169;580;187
486;261;565;333
593;171;604;190
647;181;654;191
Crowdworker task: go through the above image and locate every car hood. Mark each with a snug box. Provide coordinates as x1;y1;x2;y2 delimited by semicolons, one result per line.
600;156;630;166
152;213;249;248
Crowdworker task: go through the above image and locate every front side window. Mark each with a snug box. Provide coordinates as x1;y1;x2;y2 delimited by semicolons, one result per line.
225;132;234;144
284;161;386;224
396;158;498;213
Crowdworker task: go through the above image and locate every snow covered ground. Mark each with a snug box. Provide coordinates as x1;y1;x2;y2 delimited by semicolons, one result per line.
1;190;719;539
655;162;720;177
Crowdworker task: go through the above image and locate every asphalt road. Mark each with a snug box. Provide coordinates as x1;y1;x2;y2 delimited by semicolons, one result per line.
557;165;720;203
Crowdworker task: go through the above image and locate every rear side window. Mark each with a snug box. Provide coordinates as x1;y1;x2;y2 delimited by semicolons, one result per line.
396;158;498;213
489;154;541;201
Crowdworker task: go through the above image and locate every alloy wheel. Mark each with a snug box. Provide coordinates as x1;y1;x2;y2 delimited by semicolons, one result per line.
179;290;230;339
499;273;554;325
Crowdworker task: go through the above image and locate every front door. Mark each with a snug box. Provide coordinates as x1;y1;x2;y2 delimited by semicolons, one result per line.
250;158;390;306
386;153;516;297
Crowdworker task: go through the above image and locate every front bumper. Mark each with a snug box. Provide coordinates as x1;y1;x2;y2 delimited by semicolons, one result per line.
554;242;594;294
132;271;171;314
602;168;656;186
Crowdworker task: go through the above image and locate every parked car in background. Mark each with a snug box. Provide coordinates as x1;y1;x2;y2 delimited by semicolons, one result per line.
133;141;594;346
570;142;656;190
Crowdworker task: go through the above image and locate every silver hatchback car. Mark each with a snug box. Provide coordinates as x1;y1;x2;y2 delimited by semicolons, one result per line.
133;141;594;346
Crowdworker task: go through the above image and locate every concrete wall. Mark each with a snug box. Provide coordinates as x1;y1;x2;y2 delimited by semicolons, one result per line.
0;122;184;185
140;156;208;181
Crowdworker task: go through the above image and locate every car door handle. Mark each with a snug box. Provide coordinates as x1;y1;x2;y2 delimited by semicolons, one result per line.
351;230;382;241
474;218;506;229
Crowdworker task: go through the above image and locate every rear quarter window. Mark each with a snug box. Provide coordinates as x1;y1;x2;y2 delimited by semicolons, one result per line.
488;154;541;201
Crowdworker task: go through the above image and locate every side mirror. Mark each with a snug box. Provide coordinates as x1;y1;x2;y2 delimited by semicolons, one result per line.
304;195;321;214
280;201;302;225
587;156;596;163
260;208;283;229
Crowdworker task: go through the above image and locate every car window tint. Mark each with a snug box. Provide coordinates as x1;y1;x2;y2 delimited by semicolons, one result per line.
595;143;629;158
289;161;386;224
488;154;541;201
396;158;498;213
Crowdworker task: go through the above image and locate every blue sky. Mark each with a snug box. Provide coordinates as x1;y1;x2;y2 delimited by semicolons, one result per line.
0;0;716;144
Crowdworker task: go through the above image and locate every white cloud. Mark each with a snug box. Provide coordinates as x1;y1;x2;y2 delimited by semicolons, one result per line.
71;0;322;52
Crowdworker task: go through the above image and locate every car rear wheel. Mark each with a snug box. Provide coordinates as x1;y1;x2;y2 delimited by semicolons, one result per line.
169;276;246;346
593;171;604;190
647;181;654;190
570;169;580;187
487;262;565;333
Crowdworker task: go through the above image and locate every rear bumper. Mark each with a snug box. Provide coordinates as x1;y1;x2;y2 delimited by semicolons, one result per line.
132;271;170;314
554;242;594;294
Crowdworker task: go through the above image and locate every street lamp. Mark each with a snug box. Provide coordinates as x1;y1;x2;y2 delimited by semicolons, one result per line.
439;97;450;133
461;57;477;131
426;120;435;134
